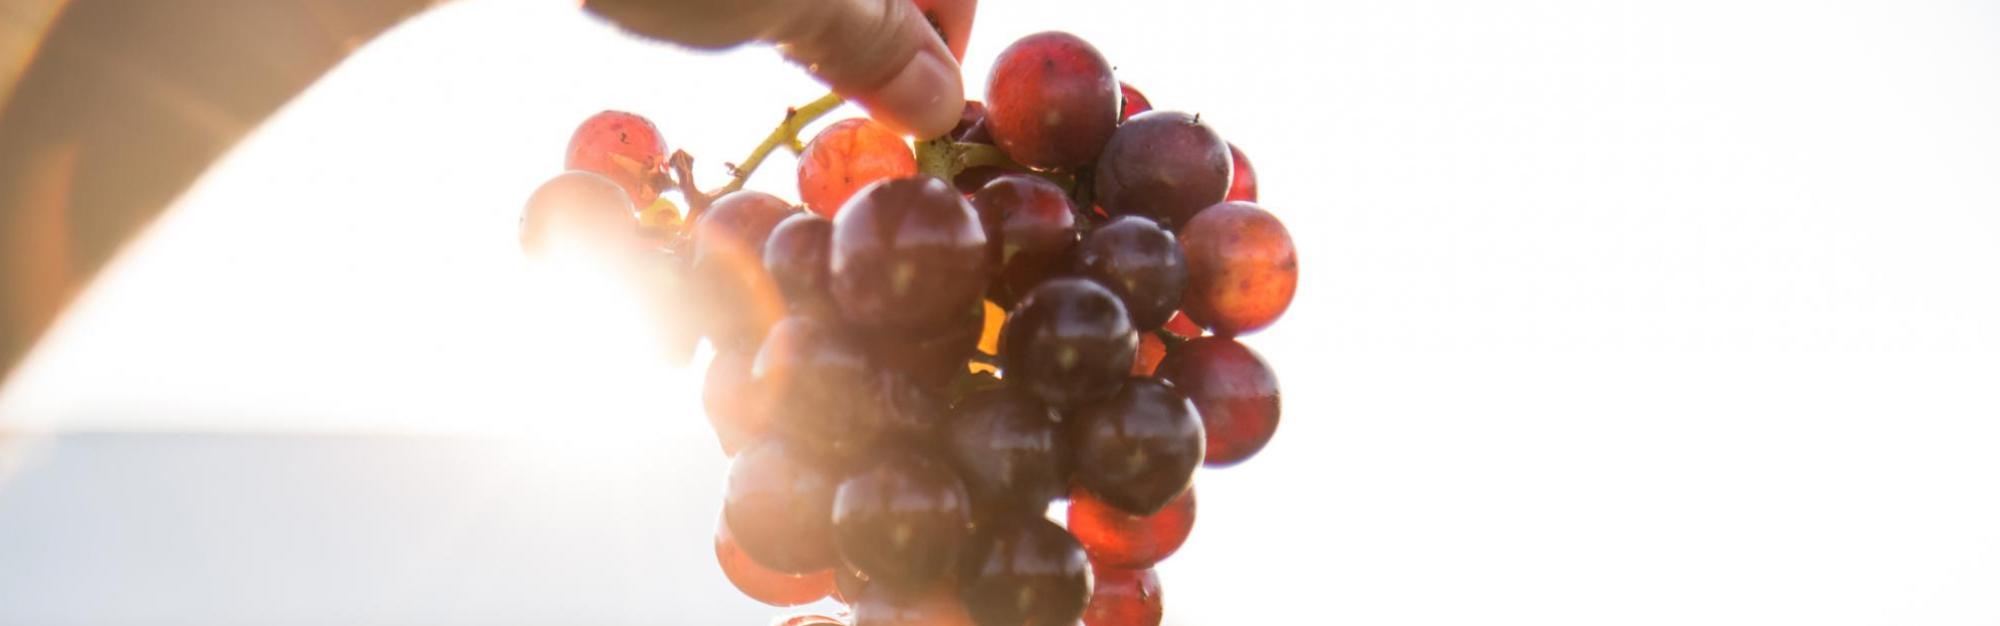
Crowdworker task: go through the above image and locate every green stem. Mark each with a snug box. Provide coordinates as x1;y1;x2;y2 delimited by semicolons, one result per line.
717;92;844;196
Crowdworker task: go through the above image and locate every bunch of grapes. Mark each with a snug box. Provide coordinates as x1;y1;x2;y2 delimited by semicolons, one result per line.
521;30;1295;626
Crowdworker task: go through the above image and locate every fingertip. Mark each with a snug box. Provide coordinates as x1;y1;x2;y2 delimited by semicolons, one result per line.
851;49;965;140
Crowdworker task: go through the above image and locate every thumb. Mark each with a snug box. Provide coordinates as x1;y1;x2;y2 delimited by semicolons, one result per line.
767;0;966;139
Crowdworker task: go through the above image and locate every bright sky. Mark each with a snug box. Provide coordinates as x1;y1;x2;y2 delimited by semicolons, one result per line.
4;0;2000;624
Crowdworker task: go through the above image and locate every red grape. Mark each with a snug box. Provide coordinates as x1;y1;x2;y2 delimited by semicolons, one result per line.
1067;485;1194;570
1000;278;1138;407
829;176;989;333
724;437;840;575
970;175;1079;305
704;349;771;456
984;32;1120;170
958;517;1092;626
1068;378;1204;515
944;388;1070;515
518;170;639;263
715;516;834;606
1158;337;1280;466
1225;143;1257;202
565;110;665;206
1093;111;1232;229
833;451;972;590
798;118;917;218
763;212;835;318
1073;216;1188;330
1178;202;1297;336
1083;566;1162;626
953;100;993;144
1118;82;1153;121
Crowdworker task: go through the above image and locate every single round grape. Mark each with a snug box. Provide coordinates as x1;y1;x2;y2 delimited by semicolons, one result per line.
1130;332;1166;377
1073;216;1187;330
1082;566;1162;626
833;451;972;590
565;110;666;206
518;170;639;263
715;515;834;606
1068;378;1204;515
704;349;771;456
868;299;982;389
693;190;796;348
1158;337;1281;466
763;212;835;317
957;516;1092;626
999;278;1138;407
1179;202;1298;336
1093;111;1232;229
1118;82;1152;121
753;316;875;458
829;176;989;333
971;175;1079;305
944;388;1069;515
853;582;976;626
798;118;917;218
724;437;840;575
1067;484;1195;569
984;32;1119;170
1225;143;1257;202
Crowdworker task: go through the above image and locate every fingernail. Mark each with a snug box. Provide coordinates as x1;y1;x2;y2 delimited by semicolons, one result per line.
858;50;964;139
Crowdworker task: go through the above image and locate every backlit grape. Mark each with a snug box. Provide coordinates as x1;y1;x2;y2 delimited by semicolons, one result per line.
1068;485;1195;569
724;437;840;575
1083;566;1162;626
565;110;665;206
1178;202;1297;336
1118;82;1152;121
1158;337;1281;466
518;170;639;264
1224;143;1257;202
715;516;834;606
984;32;1119;170
798;118;917;218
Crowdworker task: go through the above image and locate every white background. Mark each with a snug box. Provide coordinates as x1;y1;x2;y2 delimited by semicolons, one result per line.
4;0;2000;624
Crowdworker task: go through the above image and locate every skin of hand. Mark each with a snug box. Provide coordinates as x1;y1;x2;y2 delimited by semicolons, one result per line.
584;0;977;139
0;0;977;381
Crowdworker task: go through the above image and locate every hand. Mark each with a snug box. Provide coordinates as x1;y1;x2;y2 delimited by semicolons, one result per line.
584;0;978;139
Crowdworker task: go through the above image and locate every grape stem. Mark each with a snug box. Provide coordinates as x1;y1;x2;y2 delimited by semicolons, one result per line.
682;91;846;220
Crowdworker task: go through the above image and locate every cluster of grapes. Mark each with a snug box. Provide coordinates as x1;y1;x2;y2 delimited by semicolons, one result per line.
520;30;1296;626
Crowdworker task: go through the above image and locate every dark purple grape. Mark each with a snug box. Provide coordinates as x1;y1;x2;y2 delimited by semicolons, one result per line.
753;316;875;458
1159;337;1281;466
1073;216;1188;330
971;175;1079;305
1093;111;1231;229
833;451;972;591
958;516;1092;626
984;32;1120;170
830;176;989;333
1000;278;1138;407
724;437;839;575
953;100;993;144
1068;378;1204;515
860;370;948;444
853;582;976;626
944;388;1070;515
763;212;835;317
